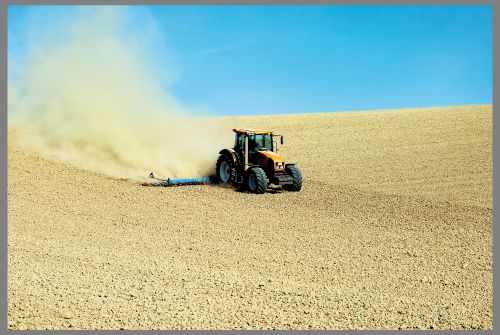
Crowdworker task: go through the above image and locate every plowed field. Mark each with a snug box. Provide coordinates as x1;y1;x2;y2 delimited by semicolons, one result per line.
8;105;492;329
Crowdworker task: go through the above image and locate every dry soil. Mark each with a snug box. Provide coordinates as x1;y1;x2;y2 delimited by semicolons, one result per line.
7;105;493;329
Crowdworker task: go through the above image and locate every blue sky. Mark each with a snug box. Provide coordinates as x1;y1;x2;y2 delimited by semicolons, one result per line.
8;5;493;116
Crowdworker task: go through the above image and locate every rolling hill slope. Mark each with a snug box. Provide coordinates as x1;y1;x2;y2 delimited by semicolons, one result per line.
8;105;492;329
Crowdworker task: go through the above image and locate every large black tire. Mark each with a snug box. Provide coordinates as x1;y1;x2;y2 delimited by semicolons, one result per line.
284;165;302;191
215;154;233;184
247;167;269;194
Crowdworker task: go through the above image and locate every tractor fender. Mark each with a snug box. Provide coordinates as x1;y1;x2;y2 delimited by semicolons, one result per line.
218;148;241;166
218;148;232;155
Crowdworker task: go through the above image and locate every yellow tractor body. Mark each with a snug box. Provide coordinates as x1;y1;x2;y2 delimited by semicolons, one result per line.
215;129;302;194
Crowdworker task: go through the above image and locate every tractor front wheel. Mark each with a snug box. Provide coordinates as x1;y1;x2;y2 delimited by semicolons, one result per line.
247;167;268;194
284;165;302;191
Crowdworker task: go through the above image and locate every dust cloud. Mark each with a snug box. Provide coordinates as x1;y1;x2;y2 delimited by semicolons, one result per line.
8;7;230;180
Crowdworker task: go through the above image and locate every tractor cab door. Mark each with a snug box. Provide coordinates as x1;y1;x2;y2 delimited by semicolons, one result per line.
233;133;260;161
234;134;245;155
247;135;259;161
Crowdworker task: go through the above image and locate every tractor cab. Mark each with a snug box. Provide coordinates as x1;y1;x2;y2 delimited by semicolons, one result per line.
233;129;277;160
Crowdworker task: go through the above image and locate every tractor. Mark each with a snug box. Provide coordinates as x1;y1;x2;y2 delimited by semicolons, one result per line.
215;128;302;194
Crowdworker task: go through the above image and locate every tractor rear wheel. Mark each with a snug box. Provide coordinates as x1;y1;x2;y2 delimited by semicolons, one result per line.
216;154;233;184
284;165;302;191
247;167;268;194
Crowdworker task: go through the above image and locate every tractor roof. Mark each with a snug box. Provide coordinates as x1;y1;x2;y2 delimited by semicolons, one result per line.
233;128;273;135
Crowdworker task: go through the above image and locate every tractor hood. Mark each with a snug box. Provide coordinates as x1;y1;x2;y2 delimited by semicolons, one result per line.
255;150;286;171
256;150;285;163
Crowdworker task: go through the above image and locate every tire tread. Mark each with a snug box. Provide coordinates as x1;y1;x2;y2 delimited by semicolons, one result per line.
284;165;302;191
248;167;268;194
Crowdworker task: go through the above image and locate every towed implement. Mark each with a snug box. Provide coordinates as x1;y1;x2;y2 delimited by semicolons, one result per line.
147;172;211;186
147;128;302;194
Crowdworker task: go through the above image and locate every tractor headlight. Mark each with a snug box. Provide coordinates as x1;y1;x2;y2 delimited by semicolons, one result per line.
276;162;284;169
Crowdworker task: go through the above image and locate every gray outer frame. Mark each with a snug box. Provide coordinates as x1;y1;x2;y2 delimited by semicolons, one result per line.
0;1;496;334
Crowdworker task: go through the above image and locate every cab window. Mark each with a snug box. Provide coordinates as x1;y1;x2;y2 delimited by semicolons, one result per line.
234;134;245;152
254;134;273;151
